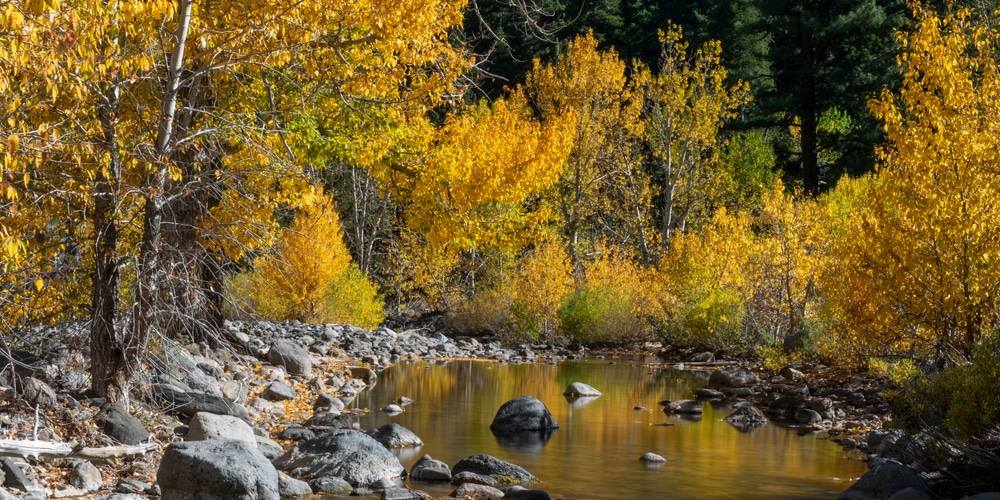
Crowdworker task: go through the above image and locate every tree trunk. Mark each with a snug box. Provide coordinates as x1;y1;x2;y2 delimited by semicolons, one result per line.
800;31;819;197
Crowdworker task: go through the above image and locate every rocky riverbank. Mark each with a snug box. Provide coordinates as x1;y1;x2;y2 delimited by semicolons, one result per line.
0;320;995;499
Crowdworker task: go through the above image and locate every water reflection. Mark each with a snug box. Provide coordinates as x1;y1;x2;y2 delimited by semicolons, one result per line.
493;428;557;451
350;357;865;500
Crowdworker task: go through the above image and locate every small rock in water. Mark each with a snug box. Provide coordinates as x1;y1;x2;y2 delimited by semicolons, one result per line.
634;406;648;411
396;396;415;406
562;382;602;397
382;404;404;414
639;452;667;463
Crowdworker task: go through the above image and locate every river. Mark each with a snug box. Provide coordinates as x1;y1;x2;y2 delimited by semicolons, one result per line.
350;356;866;499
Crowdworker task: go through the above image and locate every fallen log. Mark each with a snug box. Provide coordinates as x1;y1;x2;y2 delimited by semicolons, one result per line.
0;440;157;460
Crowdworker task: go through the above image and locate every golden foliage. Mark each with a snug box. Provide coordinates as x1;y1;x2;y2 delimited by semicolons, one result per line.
828;4;1000;359
511;238;575;340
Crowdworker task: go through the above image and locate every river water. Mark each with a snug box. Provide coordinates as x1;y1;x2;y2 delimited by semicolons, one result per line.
350;356;866;499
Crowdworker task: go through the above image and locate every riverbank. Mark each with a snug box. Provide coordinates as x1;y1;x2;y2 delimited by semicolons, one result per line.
0;320;993;499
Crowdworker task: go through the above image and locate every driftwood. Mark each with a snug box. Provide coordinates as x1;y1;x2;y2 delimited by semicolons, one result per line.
0;439;157;460
670;360;742;369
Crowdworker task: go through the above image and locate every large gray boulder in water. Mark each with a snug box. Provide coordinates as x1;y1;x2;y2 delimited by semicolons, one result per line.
707;367;760;389
452;454;536;483
157;438;279;500
273;429;404;487
489;396;558;432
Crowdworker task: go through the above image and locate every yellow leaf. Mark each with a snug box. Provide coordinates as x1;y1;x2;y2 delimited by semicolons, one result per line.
6;134;18;152
34;278;44;291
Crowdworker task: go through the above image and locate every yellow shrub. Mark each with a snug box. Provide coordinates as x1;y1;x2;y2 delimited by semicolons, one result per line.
510;238;574;341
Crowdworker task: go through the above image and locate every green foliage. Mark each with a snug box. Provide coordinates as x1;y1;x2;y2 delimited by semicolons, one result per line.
557;287;641;346
324;265;386;329
890;335;1000;439
716;129;779;211
678;287;745;350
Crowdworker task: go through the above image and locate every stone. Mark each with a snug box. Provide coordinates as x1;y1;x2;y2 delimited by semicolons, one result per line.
151;383;249;421
451;483;504;500
837;461;930;500
96;405;149;445
278;427;316;442
452;454;535;483
887;488;932;500
351;367;378;385
268;340;312;376
779;366;805;382
489;396;558;432
20;377;58;406
693;388;724;400
368;423;423;448
274;429;405;487
724;403;768;426
256;436;284;460
1;458;36;492
380;487;423;500
382;404;404;414
796;408;823;424
261;381;296;401
450;471;496;487
639;453;666;463
707;367;760;389
98;494;146;500
313;394;341;411
662;400;703;415
303;411;355;431
308;476;353;495
70;460;102;491
685;352;715;363
221;381;249;402
503;488;552;500
562;382;602;397
186;412;256;444
409;455;452;482
278;471;312;497
157;438;279;500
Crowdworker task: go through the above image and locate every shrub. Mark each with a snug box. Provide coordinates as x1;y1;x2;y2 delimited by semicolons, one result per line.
510;238;574;341
890;334;1000;439
558;287;641;346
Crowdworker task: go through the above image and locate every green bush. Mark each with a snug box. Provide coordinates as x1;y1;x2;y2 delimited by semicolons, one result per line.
557;287;641;346
890;334;1000;439
659;287;745;351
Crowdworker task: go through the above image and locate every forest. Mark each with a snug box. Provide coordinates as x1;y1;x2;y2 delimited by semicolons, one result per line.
2;0;1000;444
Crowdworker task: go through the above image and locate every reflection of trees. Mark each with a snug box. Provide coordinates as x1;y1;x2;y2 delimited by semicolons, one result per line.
352;358;863;498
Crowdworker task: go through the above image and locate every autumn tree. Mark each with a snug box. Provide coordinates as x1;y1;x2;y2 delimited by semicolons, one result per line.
640;24;750;248
826;4;1000;360
0;0;467;402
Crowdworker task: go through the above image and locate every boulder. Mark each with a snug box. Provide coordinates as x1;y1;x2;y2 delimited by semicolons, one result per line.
96;405;149;445
367;423;423;448
796;408;823;424
779;366;805;382
0;458;37;492
639;453;666;463
380;487;424;500
151;383;249;421
20;377;58;407
157;438;279;500
382;404;404;414
69;460;102;491
685;352;715;363
450;471;496;487
451;483;504;499
452;454;535;483
503;487;553;500
724;404;768;425
562;382;602;397
837;460;930;500
186;412;256;445
268;340;312;376
273;429;404;486
278;427;316;442
662;400;703;415
350;367;378;386
693;388;724;400
409;455;451;482
303;411;355;432
261;381;296;402
277;472;312;497
308;476;353;495
489;396;558;432
707;367;759;389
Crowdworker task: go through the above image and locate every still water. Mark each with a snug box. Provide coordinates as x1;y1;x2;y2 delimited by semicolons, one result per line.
350;356;866;499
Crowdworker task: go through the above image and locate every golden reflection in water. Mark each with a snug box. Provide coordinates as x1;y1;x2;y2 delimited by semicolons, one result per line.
349;357;865;499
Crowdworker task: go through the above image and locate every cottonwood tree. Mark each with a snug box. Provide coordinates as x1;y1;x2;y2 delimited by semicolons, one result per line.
0;0;467;403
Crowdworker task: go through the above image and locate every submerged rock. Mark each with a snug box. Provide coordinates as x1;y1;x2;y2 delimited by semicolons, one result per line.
639;452;667;463
662;400;703;415
707;367;760;389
